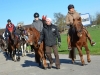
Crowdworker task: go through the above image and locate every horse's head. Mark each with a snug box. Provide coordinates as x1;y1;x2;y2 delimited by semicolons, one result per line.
73;17;83;37
9;31;15;40
25;27;37;45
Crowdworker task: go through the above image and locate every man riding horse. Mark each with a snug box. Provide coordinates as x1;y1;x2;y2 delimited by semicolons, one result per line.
66;4;96;50
31;12;43;52
4;19;16;49
32;12;43;32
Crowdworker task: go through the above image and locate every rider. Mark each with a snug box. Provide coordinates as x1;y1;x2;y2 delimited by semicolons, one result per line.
66;4;96;50
15;24;25;40
32;12;43;33
31;12;44;52
5;19;16;49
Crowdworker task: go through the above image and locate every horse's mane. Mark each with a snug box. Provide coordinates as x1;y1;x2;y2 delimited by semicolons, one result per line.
28;27;40;42
29;27;40;35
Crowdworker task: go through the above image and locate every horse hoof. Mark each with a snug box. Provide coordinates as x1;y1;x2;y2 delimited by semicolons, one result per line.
81;63;85;66
24;54;26;56
88;60;91;63
72;61;75;64
44;67;47;70
22;54;24;57
17;57;20;61
14;60;17;62
81;64;84;66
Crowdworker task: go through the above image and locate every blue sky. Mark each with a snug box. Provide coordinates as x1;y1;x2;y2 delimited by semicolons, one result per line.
0;0;100;28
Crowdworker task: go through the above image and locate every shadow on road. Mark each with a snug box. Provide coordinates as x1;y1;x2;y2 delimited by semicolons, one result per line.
26;53;35;58
21;60;38;67
59;58;88;66
50;58;87;67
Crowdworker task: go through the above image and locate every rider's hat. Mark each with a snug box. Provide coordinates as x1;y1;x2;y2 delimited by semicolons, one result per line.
68;4;74;10
34;12;39;18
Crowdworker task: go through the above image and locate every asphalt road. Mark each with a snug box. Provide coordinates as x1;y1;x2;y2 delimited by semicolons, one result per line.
0;51;100;75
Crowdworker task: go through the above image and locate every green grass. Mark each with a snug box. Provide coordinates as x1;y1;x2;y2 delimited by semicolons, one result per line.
58;25;100;55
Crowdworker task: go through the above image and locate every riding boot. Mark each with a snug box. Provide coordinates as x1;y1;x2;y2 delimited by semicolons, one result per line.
67;34;72;50
83;27;96;46
87;33;96;46
5;40;8;49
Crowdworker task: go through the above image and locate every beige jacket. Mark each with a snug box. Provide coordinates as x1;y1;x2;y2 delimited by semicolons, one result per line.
66;10;80;25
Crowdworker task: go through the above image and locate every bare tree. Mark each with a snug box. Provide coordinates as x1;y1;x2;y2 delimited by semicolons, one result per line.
53;12;67;32
95;12;100;25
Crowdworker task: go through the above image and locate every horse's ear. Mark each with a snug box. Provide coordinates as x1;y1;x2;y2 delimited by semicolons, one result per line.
78;17;82;21
29;27;33;31
73;18;75;21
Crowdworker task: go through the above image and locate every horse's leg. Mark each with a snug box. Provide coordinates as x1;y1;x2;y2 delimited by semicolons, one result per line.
11;50;14;61
34;49;41;66
30;45;34;54
24;43;26;56
17;48;20;61
84;45;91;63
76;46;85;66
38;49;47;69
21;45;24;57
13;49;17;62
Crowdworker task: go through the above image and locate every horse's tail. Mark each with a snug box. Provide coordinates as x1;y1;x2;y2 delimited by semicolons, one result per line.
69;48;76;59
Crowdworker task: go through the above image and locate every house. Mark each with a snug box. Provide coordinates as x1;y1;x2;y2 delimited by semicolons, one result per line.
0;24;32;34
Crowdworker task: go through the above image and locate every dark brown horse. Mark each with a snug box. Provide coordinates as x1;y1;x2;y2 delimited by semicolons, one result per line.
7;31;20;62
25;27;47;69
0;34;5;51
69;17;91;66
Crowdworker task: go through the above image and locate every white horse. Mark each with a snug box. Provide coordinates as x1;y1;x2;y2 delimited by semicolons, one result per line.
20;35;27;57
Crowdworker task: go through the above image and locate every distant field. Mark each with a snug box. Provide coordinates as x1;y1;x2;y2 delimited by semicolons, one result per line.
58;25;100;55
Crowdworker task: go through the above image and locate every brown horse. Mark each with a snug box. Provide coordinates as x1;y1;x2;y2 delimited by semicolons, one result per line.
7;31;20;62
69;17;91;66
25;27;47;69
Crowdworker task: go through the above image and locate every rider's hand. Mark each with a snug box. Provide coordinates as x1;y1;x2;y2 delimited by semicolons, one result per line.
58;42;61;48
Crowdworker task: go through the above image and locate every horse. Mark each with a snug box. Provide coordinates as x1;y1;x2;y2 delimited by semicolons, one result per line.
69;17;91;66
19;29;28;57
25;27;47;69
6;31;20;62
0;34;6;51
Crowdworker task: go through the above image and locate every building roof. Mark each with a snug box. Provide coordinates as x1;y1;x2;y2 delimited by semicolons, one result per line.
0;24;32;34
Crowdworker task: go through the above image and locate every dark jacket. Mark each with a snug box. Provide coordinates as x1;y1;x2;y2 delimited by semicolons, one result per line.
5;23;16;37
15;27;24;35
39;24;61;46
